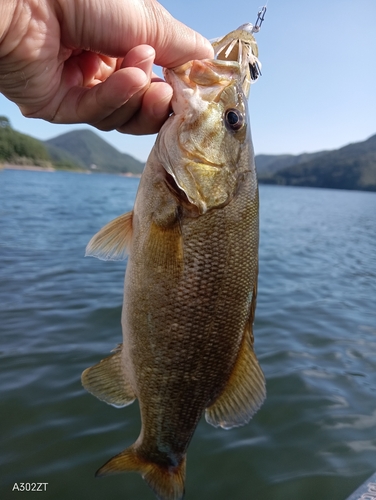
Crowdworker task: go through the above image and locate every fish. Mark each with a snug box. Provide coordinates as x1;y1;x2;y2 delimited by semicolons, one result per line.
81;25;266;500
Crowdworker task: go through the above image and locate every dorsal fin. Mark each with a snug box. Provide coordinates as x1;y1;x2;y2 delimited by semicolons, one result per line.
85;211;133;261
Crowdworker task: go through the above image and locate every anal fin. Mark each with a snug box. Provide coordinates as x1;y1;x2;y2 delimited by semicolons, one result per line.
81;344;136;408
205;287;266;429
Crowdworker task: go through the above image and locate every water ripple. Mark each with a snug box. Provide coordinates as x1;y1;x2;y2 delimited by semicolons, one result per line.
1;173;376;499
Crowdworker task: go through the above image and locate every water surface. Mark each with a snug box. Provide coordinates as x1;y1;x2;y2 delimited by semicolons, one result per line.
1;170;375;499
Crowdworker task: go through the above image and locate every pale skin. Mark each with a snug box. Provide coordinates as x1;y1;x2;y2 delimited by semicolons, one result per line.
0;0;213;134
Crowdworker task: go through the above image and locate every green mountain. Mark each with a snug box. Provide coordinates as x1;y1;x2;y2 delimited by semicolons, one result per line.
255;151;328;177
0;118;144;174
256;134;376;192
44;129;144;174
0;115;84;170
0;115;51;166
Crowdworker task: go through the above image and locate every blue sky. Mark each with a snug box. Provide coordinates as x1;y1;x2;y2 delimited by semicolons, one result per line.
1;0;375;162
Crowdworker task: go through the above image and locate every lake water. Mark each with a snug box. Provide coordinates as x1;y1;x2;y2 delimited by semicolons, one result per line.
0;169;375;500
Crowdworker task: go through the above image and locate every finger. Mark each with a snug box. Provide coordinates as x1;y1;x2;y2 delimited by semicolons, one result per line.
51;66;149;124
94;88;145;132
87;46;171;134
43;44;167;131
91;46;163;131
116;80;173;135
120;44;155;77
70;51;117;86
84;78;172;134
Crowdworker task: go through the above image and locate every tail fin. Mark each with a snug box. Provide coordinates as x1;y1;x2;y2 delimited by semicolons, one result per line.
96;446;186;500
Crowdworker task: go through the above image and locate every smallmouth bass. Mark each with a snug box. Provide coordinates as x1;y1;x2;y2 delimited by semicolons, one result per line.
82;25;266;500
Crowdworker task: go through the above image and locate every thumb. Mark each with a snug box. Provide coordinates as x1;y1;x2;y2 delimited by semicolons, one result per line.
59;0;214;68
137;0;215;67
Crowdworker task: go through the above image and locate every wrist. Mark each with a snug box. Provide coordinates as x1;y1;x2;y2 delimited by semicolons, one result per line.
0;0;17;45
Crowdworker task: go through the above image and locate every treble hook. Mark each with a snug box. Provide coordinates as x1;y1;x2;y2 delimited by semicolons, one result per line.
251;6;267;34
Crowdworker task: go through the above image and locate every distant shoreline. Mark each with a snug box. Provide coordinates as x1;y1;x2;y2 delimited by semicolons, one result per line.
3;163;55;172
1;163;141;177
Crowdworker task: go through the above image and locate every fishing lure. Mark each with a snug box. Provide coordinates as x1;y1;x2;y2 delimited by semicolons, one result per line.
211;6;267;97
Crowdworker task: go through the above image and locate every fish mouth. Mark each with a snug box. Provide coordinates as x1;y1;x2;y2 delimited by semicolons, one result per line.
164;59;241;114
164;59;241;87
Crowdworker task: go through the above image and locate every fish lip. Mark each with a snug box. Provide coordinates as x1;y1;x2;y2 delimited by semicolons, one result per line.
164;59;240;88
164;59;241;116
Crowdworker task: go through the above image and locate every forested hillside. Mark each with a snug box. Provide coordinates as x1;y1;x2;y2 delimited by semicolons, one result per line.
0;116;81;170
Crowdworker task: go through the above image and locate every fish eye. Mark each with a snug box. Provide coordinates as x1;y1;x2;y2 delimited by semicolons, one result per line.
224;108;244;131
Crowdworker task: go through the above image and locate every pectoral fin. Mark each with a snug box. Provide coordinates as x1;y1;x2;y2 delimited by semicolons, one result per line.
205;286;266;429
85;211;133;261
146;221;183;275
81;344;136;408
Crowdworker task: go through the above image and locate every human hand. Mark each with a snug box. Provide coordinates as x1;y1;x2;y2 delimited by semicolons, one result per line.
0;0;213;134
